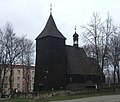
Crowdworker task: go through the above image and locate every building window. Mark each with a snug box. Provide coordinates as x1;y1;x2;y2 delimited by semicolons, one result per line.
32;71;35;76
12;83;14;87
18;70;20;74
17;83;20;88
4;84;8;88
12;77;14;81
5;76;8;80
17;77;20;81
5;68;8;73
32;77;34;81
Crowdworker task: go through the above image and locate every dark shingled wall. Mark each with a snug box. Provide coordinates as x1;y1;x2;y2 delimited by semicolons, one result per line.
34;14;67;91
34;36;67;91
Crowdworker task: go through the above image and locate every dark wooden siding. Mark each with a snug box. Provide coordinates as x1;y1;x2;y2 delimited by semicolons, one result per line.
34;36;67;91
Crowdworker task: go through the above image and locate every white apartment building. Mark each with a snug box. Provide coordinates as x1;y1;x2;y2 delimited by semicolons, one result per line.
1;64;35;93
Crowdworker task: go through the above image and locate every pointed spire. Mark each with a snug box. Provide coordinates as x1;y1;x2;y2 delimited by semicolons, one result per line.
50;4;52;15
36;12;66;40
36;3;66;40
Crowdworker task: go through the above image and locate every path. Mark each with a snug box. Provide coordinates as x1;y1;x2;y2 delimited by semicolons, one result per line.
52;94;120;102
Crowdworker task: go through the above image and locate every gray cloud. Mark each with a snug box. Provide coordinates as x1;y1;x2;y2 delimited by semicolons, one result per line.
0;0;120;46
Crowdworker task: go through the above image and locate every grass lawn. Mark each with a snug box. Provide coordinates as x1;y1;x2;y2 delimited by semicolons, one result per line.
0;98;33;102
1;92;120;102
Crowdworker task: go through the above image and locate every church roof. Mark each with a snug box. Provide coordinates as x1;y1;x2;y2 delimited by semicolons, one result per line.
36;14;66;40
66;45;101;76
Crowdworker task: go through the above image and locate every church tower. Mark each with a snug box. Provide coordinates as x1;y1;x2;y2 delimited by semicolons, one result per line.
73;27;79;47
34;10;67;91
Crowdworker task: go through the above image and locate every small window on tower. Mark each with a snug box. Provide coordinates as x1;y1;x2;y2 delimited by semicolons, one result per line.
74;41;78;44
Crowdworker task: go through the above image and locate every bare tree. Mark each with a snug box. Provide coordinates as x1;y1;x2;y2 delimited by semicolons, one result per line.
107;32;120;86
0;27;9;91
0;23;35;94
100;13;117;73
82;13;116;73
0;23;23;94
18;36;35;92
22;38;34;92
82;12;103;70
114;29;120;84
82;13;119;88
83;44;96;58
0;29;4;90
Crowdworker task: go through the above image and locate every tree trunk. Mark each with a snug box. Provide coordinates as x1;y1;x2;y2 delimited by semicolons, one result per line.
1;64;7;91
113;64;116;91
9;63;13;95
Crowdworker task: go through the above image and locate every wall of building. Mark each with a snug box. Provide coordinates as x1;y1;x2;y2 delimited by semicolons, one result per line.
1;64;35;93
34;37;67;91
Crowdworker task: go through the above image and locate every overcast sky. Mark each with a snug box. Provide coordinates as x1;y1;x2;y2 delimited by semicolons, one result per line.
0;0;120;46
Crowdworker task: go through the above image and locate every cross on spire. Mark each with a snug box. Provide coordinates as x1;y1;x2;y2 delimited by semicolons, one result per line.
75;26;76;32
50;4;52;15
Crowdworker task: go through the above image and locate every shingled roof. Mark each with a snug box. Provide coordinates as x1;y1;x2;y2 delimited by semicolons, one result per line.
36;14;66;40
66;45;101;76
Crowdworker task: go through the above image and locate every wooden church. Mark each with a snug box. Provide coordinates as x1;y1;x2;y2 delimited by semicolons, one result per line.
34;12;104;91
